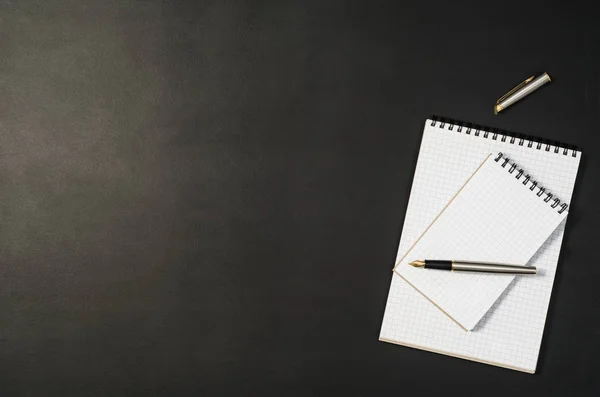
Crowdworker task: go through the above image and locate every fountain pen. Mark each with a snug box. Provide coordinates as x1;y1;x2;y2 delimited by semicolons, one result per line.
409;260;536;275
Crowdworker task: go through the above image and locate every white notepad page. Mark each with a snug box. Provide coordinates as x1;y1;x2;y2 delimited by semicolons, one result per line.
395;153;568;331
380;119;581;373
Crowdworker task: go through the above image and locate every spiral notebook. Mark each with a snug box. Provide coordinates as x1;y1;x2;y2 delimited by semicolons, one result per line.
394;152;568;331
379;117;581;373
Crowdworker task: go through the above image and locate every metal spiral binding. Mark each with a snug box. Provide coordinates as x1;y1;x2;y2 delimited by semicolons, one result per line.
493;152;568;214
429;115;578;157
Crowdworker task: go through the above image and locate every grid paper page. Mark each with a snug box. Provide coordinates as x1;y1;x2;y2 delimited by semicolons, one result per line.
379;119;581;373
395;153;568;331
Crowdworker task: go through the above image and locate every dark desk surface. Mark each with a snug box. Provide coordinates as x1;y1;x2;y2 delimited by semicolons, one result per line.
2;1;599;396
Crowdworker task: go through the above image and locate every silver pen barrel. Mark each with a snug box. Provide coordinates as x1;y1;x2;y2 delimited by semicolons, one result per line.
452;261;536;274
495;73;551;114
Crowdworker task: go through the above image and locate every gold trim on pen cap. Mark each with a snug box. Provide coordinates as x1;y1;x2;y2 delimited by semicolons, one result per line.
495;75;535;114
498;76;535;103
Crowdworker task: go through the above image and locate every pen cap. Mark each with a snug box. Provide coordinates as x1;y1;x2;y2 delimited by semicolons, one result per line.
500;73;551;110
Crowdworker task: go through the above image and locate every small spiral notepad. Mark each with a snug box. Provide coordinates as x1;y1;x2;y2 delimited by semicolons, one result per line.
379;117;581;373
394;153;568;331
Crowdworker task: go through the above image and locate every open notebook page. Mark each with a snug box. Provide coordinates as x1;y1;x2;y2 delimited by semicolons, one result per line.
379;119;581;373
394;153;567;331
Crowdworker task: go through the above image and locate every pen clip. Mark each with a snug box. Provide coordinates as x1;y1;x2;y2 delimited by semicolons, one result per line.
496;75;535;104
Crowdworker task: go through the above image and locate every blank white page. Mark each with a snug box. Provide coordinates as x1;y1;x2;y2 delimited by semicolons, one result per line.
379;118;581;373
395;153;567;331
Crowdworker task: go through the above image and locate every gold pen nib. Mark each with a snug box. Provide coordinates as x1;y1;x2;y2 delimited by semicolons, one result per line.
494;103;503;115
409;260;425;268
